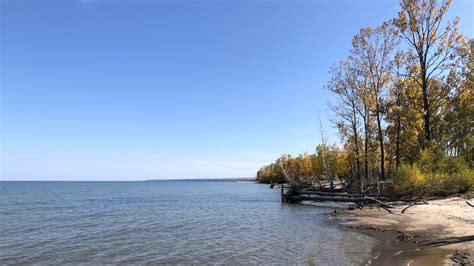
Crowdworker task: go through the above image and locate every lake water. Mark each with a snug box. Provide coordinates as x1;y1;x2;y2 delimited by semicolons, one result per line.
0;181;376;264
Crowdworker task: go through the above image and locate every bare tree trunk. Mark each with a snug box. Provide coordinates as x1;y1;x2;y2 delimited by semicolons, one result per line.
352;104;362;190
363;103;369;185
279;156;291;182
375;98;385;181
395;113;401;171
318;114;333;189
421;65;431;144
349;156;355;187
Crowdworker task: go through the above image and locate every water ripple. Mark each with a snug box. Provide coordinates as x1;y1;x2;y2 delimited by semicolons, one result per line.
0;181;376;264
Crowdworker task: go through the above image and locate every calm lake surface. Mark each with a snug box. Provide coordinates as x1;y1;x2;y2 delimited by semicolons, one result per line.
0;181;376;264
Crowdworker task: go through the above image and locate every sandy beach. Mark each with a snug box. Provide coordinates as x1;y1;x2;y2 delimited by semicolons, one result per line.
331;196;474;265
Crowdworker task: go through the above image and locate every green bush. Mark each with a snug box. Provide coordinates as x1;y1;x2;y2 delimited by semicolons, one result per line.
393;163;426;192
436;156;469;174
442;168;474;193
393;154;474;195
435;156;473;193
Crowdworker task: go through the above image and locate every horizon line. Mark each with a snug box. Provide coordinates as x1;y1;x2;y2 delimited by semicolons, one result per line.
0;177;256;182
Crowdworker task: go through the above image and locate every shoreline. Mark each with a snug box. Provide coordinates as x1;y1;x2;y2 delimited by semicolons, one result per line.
328;196;473;265
336;223;456;265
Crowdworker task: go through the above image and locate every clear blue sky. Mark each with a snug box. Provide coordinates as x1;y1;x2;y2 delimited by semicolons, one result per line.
1;0;472;181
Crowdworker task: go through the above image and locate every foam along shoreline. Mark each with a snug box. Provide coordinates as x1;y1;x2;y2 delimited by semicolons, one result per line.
331;196;474;265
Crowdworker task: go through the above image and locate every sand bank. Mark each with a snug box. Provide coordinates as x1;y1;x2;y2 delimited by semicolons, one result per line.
331;196;474;265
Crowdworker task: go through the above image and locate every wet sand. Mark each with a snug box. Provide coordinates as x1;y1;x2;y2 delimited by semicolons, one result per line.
330;196;474;265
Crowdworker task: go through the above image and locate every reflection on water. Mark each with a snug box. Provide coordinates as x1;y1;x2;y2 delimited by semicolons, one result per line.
0;181;376;264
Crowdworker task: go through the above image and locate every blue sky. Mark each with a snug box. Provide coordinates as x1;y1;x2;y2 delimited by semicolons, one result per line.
1;0;472;181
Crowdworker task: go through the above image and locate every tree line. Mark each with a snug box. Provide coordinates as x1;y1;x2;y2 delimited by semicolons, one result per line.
257;0;473;194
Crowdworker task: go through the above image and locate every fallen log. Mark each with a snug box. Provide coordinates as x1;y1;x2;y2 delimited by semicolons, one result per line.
297;191;394;203
283;195;394;209
364;196;394;209
316;187;350;193
400;201;430;214
284;195;365;203
299;191;364;197
401;204;415;214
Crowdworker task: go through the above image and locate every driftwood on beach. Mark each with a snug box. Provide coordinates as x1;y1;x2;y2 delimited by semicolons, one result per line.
285;194;394;207
279;181;447;213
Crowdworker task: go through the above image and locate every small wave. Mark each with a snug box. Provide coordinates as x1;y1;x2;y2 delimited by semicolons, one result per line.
365;251;380;265
394;250;403;256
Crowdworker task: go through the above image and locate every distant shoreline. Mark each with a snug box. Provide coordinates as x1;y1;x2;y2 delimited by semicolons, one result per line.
144;177;255;182
0;178;256;182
